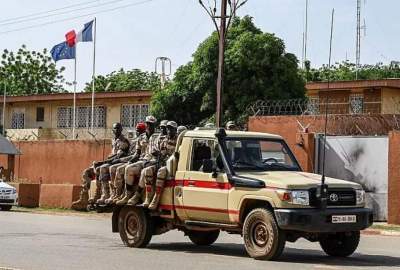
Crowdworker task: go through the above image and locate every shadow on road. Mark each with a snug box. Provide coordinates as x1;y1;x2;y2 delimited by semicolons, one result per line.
148;243;400;267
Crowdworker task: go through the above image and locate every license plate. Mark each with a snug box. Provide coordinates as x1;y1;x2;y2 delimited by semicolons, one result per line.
0;195;11;200
332;215;357;223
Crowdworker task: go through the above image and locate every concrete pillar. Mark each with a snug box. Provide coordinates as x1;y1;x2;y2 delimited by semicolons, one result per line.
388;130;400;225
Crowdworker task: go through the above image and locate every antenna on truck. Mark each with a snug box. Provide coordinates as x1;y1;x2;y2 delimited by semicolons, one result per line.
317;8;335;209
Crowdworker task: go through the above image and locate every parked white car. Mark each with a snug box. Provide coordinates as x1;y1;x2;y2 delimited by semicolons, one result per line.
0;180;18;211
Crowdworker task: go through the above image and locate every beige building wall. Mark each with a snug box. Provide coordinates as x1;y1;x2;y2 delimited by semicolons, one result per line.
381;88;400;114
3;95;151;130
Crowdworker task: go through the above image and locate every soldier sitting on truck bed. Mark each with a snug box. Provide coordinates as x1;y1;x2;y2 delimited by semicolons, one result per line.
145;121;178;210
71;122;130;210
95;123;130;205
116;115;158;205
105;122;147;205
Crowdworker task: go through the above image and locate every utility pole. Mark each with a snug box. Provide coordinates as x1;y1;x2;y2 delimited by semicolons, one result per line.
356;0;361;79
216;0;227;128
155;57;171;89
303;0;309;69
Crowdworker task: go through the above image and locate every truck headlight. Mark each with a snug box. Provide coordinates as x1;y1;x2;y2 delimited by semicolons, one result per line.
356;189;365;205
277;190;310;206
291;190;310;206
13;188;17;194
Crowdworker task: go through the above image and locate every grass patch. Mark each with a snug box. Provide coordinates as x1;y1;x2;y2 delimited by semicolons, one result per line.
12;206;110;218
371;224;400;232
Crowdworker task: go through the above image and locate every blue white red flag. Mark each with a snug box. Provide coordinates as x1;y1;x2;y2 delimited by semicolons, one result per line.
64;20;94;47
50;41;76;62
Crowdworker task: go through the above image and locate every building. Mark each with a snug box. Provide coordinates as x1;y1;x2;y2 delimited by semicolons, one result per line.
306;79;400;115
1;90;152;140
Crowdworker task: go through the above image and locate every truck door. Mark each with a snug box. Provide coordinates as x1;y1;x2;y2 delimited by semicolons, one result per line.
181;139;230;223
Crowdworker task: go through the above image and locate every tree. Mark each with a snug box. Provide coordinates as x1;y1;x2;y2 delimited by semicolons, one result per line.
0;45;66;95
151;16;306;125
304;61;400;82
84;69;161;92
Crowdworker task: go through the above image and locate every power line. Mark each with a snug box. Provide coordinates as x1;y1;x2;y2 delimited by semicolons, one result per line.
0;0;135;27
0;0;158;35
0;0;99;24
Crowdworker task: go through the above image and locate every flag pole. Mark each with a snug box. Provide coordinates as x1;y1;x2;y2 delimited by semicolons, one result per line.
72;47;77;140
2;83;6;136
91;18;97;132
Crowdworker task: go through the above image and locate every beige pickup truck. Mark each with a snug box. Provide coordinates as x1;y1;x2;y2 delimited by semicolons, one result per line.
112;128;373;260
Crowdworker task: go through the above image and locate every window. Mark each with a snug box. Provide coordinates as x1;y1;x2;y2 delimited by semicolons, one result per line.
190;139;223;172
307;97;319;115
121;104;149;128
349;93;364;114
36;107;45;122
57;106;106;128
224;138;300;172
11;111;24;129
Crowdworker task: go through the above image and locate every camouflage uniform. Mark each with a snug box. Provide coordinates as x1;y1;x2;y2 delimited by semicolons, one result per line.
130;121;178;208
96;133;130;205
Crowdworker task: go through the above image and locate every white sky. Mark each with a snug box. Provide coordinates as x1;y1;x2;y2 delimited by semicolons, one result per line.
0;0;399;91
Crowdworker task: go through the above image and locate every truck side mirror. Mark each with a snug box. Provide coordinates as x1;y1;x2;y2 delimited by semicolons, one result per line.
202;159;214;173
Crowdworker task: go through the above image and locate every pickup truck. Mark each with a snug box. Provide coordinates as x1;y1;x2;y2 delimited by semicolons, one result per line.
112;128;373;260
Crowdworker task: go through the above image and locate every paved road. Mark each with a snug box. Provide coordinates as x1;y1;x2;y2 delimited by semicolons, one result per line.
0;211;400;270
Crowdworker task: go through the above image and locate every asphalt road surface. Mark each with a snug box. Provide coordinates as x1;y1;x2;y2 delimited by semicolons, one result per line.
1;211;400;270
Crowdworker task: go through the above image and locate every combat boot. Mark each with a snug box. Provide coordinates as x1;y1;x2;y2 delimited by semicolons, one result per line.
96;182;110;205
116;184;134;205
142;185;154;208
88;181;101;204
71;190;89;211
105;183;116;205
127;189;142;206
148;181;164;210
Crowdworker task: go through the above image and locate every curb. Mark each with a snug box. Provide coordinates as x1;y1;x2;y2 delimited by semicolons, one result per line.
362;229;400;236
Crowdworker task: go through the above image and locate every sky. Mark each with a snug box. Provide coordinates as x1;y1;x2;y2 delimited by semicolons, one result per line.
1;0;399;91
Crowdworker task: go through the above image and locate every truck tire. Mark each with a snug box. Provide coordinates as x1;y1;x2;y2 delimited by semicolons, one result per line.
243;208;286;260
0;205;12;211
187;230;220;246
118;206;153;248
319;231;360;257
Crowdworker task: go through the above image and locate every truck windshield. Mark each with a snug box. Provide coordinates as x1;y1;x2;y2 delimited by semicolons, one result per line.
224;138;301;172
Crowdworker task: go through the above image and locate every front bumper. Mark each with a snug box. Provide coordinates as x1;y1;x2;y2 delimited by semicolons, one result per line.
0;195;18;205
274;207;373;233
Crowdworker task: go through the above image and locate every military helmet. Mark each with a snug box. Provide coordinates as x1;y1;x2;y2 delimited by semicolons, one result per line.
166;121;178;129
177;125;187;134
160;120;168;127
226;121;236;129
145;115;157;124
112;122;123;130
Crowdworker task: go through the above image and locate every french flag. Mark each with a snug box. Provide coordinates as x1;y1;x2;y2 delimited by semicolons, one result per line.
65;20;94;47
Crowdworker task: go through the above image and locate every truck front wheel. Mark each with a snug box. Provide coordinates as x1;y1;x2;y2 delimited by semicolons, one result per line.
118;206;153;248
187;230;220;246
319;231;360;257
243;208;286;260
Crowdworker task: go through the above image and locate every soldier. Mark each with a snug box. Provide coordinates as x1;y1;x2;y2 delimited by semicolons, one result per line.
116;116;158;205
177;125;187;135
159;120;168;138
226;121;238;130
96;123;130;205
129;121;178;208
71;122;129;210
105;122;146;204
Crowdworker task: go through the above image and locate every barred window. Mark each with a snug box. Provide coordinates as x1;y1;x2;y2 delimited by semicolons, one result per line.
121;104;149;128
57;106;106;128
307;97;320;115
11;111;25;129
349;94;364;114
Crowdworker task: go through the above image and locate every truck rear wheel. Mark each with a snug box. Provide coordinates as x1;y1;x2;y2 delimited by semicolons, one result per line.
243;208;286;260
0;205;12;211
319;231;360;257
118;206;153;248
187;230;220;246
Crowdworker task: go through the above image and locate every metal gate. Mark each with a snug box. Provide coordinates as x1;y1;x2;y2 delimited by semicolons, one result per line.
315;135;388;221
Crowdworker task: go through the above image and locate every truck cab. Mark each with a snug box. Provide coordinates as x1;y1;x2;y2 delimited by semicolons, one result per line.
113;128;373;260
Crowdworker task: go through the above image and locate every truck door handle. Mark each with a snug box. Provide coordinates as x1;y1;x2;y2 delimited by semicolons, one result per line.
188;180;196;187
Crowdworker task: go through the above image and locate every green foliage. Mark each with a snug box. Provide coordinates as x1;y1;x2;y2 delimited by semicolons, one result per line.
304;61;400;82
0;45;66;95
84;69;161;92
151;16;306;125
